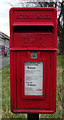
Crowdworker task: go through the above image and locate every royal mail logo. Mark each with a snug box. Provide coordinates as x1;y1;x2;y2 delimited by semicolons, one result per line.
16;14;51;20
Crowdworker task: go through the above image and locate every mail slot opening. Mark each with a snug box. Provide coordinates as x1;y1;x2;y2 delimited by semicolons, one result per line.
13;26;53;33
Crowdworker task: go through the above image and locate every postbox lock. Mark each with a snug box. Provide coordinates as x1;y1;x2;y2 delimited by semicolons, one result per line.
20;79;22;82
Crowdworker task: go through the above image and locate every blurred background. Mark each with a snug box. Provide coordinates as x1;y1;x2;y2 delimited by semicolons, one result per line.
0;0;64;119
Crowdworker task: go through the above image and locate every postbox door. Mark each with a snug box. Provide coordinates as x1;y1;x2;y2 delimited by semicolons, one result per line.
16;51;51;109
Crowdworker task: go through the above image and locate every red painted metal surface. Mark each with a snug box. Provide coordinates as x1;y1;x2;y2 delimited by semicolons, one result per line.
9;7;57;113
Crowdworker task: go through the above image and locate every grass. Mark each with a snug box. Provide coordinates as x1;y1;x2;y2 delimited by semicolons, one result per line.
2;51;62;118
0;68;2;119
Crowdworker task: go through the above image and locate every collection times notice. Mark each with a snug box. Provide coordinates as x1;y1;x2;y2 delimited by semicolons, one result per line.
25;62;43;96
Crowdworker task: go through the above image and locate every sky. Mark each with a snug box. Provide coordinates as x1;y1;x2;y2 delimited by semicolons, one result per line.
0;0;62;37
0;0;12;36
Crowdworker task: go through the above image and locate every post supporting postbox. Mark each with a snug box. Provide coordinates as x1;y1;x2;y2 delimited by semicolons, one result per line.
28;113;39;120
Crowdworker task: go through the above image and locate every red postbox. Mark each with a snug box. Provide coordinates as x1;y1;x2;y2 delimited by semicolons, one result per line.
10;7;57;114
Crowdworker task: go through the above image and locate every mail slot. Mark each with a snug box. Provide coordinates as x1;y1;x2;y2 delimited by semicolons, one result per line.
10;7;57;113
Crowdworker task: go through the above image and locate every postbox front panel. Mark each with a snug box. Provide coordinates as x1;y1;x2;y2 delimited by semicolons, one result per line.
10;51;56;113
10;7;57;113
